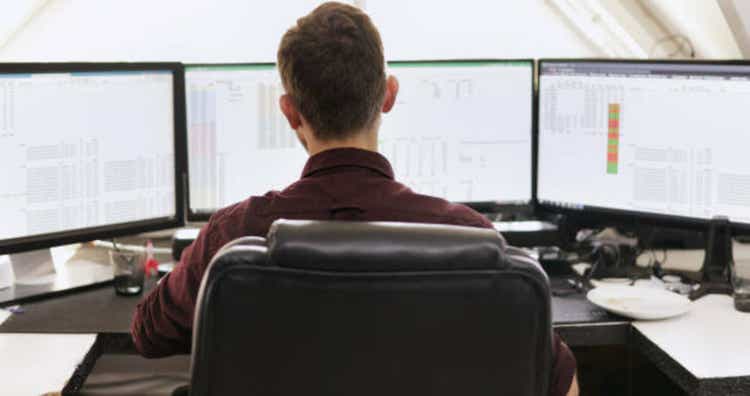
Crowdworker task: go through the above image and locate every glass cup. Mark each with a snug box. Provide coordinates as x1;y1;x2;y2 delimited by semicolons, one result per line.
732;255;750;312
110;250;145;296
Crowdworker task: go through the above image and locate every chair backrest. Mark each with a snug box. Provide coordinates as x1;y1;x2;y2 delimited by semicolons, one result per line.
190;219;552;396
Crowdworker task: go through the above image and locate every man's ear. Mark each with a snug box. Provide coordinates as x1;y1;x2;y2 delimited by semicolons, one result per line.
280;94;302;130
382;75;399;114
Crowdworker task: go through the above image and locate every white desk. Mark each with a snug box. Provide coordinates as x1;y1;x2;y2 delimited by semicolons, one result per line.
0;309;9;326
634;294;750;395
635;295;750;378
0;333;96;396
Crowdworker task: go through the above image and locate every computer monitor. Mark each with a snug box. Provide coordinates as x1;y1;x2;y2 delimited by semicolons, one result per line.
185;60;534;219
0;63;185;255
537;60;750;229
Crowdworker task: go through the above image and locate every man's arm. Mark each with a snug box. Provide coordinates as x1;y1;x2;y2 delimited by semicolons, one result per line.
551;333;578;396
130;221;217;358
567;372;580;396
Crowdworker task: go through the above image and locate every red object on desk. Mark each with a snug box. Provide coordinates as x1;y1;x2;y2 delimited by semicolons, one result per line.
144;240;159;277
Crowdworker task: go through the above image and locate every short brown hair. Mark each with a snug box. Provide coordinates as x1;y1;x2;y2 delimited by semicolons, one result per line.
277;2;386;141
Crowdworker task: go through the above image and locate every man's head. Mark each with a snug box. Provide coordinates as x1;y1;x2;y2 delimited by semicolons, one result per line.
278;2;398;154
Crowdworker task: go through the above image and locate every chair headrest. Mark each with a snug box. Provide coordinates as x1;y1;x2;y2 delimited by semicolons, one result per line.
267;219;507;272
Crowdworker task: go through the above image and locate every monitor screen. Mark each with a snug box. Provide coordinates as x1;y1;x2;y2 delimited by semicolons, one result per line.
185;64;308;217
381;60;533;204
0;65;181;253
538;61;750;226
185;60;533;218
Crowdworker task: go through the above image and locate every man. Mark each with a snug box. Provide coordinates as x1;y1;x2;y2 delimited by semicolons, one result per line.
131;2;578;395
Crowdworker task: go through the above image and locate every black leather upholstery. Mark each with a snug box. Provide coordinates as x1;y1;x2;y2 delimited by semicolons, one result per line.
268;220;508;271
190;219;553;396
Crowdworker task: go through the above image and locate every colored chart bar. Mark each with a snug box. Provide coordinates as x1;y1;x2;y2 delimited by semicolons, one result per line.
607;103;620;174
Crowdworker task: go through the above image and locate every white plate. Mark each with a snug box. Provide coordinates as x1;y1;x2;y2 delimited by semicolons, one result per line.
587;285;692;320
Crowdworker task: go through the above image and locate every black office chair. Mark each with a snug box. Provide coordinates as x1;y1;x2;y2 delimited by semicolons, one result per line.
188;219;553;396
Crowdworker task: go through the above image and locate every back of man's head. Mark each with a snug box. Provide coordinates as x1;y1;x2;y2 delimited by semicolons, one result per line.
277;2;386;141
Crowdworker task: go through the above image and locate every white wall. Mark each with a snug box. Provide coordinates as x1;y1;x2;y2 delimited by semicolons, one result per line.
368;0;599;60
0;0;600;63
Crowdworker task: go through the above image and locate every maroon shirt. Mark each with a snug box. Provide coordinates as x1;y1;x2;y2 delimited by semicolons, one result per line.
132;147;575;395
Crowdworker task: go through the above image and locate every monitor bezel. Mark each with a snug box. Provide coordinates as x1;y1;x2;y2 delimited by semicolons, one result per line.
535;58;750;234
0;62;187;255
183;59;536;221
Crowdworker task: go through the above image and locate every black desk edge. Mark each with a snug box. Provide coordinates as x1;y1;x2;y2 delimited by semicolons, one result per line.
0;279;112;308
556;321;630;347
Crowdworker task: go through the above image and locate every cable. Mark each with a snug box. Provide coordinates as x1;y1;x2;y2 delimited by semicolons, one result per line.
633;0;697;59
649;33;696;59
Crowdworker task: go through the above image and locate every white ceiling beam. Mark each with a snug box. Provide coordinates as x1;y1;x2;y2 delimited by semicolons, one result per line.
639;0;741;59
546;0;650;58
717;0;750;58
0;0;51;52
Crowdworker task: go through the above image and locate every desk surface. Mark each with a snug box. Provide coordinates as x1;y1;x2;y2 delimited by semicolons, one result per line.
0;333;96;395
9;269;750;395
0;245;114;307
0;277;618;334
635;295;750;379
4;230;750;395
80;354;189;396
631;295;750;395
0;283;143;335
0;236;176;307
0;274;624;396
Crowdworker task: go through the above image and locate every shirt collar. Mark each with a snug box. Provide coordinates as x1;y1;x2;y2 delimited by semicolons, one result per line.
301;147;395;180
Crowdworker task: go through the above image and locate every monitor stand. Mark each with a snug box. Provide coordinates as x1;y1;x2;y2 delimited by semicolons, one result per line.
690;216;734;300
8;249;57;286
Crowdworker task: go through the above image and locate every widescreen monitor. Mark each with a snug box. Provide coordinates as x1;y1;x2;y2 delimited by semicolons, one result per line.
0;63;185;254
537;60;750;228
185;60;534;219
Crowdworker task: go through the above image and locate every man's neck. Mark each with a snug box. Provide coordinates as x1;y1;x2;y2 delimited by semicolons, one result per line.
306;130;378;157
